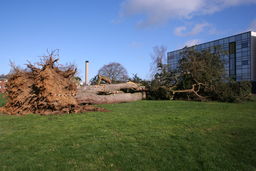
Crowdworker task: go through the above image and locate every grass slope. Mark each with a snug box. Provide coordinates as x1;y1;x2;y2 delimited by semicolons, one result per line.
0;96;256;170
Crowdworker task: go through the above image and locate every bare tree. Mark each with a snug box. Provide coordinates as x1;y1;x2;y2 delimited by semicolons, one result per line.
150;46;167;79
98;62;129;83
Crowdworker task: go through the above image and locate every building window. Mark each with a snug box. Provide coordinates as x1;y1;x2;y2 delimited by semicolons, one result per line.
236;34;242;41
242;60;248;65
229;37;235;42
229;42;236;80
242;33;248;39
229;42;236;54
241;41;248;48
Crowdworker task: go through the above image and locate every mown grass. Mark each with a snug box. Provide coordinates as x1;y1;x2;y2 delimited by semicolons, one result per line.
0;94;256;170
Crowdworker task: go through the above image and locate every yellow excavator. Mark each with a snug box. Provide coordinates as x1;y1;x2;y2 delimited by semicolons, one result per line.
97;75;112;85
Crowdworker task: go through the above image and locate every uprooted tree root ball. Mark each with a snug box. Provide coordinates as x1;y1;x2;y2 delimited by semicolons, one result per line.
0;52;107;115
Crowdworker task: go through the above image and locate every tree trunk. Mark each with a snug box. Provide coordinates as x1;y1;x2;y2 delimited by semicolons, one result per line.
76;82;146;104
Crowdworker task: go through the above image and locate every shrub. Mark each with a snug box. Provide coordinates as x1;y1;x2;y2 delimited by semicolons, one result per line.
213;81;252;102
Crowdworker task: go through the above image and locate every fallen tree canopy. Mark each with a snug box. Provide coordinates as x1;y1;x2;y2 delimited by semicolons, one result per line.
76;82;147;104
0;53;106;115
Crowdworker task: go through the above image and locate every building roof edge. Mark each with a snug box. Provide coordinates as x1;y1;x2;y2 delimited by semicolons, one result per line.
168;30;255;54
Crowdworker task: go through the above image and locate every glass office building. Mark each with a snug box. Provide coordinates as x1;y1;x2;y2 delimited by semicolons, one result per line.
167;31;256;82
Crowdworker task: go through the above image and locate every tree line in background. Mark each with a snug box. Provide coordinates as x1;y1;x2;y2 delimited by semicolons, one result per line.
90;62;129;85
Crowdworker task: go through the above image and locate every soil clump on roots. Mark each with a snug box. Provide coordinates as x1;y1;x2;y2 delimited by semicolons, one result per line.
0;52;106;115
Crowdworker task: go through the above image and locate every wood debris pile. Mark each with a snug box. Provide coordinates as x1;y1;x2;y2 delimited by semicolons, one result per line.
0;53;105;115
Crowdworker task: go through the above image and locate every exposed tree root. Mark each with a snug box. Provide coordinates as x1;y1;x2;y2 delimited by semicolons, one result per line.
2;52;106;115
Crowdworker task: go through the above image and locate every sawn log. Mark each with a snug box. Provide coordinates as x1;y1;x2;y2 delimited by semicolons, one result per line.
76;82;147;104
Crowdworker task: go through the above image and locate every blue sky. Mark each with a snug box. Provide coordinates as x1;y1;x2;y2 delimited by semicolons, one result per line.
0;0;256;81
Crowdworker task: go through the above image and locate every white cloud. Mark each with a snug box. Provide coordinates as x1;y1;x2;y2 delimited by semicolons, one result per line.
121;0;256;26
174;22;211;36
184;39;201;47
174;26;187;36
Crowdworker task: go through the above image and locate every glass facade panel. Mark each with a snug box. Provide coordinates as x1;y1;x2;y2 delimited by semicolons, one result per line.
242;33;248;39
167;32;253;81
236;34;242;40
242;60;248;65
241;41;248;48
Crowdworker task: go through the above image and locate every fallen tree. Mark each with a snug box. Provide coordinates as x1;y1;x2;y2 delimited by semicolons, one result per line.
76;82;147;104
148;47;252;102
0;52;106;115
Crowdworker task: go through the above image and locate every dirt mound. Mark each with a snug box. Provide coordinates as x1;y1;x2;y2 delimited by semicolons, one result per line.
1;52;106;115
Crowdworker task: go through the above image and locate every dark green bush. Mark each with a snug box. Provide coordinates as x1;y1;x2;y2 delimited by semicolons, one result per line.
213;81;252;102
147;86;172;100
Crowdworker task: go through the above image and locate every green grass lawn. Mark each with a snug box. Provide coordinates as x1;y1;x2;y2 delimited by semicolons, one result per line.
0;95;256;170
